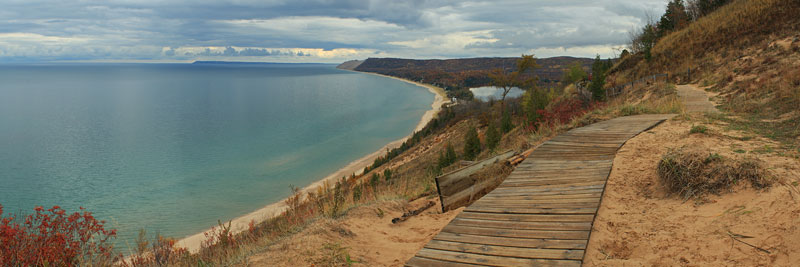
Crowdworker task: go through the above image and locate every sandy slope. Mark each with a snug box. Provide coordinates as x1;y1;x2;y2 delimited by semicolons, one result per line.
584;117;800;266
175;73;450;253
245;197;462;266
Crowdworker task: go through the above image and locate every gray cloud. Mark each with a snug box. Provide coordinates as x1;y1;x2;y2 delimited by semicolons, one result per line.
0;0;668;62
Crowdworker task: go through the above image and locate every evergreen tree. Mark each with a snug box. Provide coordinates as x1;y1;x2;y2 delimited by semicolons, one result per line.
445;142;457;165
486;121;500;151
383;168;392;181
436;142;459;173
501;110;514;133
590;55;608;102
370;173;380;187
437;150;448;170
463;126;481;160
658;0;691;37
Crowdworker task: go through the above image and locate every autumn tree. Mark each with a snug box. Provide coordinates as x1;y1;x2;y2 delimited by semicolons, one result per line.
561;61;588;85
488;54;539;111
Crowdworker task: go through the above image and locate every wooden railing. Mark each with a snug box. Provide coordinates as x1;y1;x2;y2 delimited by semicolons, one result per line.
434;150;516;212
606;73;669;98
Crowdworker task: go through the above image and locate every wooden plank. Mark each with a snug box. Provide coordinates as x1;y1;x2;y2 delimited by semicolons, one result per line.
481;191;603;198
437;150;516;188
469;202;600;210
479;195;600;202
434;232;588;249
442;224;590;240
406;256;481;267
500;177;609;187
489;184;605;193
449;218;593;231
471;198;601;205
424;240;584;260
511;169;609;174
416;248;582;267
505;173;609;180
458;212;595;222
436;150;516;211
514;164;611;170
496;180;606;188
463;206;598;215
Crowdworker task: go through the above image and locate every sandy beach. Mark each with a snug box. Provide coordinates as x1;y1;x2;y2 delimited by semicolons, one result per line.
175;71;449;253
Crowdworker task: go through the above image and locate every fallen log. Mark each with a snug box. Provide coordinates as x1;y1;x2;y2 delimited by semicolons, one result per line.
392;201;435;224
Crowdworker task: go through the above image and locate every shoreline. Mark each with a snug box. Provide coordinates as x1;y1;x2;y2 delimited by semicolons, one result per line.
175;71;449;253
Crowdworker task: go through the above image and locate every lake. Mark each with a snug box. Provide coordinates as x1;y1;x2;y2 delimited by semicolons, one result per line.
0;63;432;250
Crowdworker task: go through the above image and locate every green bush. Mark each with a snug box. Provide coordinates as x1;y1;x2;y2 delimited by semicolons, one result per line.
522;89;550;126
690;125;708;134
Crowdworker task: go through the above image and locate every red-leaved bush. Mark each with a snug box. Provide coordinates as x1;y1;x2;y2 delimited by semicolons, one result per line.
0;204;117;266
527;97;602;130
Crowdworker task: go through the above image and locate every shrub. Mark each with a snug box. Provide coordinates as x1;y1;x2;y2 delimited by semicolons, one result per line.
0;205;117;266
126;231;189;266
463;126;481;160
522;89;550;128
657;147;770;199
536;97;594;128
690;125;708;134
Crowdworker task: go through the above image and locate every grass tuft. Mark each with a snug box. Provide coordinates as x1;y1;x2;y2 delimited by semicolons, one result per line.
657;147;771;199
690;125;708;134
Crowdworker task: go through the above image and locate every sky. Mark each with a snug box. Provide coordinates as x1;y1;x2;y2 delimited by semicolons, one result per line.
0;0;669;63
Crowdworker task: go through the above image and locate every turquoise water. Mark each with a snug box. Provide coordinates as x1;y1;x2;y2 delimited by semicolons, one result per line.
0;63;432;249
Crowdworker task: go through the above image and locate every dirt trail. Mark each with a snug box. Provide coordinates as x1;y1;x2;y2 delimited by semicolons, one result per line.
584;86;799;266
676;84;718;113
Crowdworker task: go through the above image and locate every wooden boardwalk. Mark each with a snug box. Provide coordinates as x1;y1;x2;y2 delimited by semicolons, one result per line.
406;114;675;266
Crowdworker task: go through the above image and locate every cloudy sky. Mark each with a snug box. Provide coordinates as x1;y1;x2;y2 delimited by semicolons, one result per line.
0;0;668;63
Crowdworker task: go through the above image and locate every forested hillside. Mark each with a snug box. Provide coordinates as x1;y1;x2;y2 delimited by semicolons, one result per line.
350;57;592;98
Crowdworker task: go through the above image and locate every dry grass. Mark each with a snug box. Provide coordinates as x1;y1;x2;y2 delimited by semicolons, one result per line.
646;0;799;77
611;0;800;149
657;146;771;200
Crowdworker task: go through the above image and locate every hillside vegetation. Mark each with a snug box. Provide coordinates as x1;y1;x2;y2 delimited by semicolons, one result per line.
583;1;800;265
352;57;593;99
612;0;800;146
